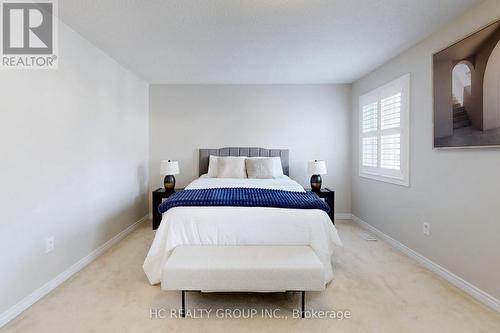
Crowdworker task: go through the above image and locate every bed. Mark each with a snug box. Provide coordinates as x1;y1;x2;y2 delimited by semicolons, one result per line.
143;147;342;316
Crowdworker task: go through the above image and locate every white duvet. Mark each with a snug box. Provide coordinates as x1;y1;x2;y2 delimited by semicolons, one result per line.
143;176;342;287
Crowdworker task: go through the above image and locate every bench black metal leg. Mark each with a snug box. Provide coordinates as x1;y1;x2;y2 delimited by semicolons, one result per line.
181;290;186;318
301;291;305;318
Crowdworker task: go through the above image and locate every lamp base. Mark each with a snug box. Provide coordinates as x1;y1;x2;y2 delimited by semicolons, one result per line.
310;174;322;193
164;175;176;191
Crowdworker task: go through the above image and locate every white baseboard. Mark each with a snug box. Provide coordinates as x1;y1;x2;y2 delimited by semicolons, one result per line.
351;214;500;313
334;213;352;220
0;215;149;328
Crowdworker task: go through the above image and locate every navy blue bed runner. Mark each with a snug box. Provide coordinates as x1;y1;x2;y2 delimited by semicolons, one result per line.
158;188;330;214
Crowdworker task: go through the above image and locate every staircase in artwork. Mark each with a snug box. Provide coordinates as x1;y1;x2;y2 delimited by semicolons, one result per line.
453;102;471;129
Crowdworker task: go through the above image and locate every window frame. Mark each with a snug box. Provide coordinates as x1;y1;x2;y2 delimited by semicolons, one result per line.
358;73;410;187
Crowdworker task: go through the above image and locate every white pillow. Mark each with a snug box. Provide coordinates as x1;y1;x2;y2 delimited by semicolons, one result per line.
245;158;275;179
270;156;285;177
216;157;248;178
206;155;219;178
248;156;284;178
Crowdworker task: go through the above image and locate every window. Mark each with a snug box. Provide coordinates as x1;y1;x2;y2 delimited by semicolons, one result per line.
359;74;410;186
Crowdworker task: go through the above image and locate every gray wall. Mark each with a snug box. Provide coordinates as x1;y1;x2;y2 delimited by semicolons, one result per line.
149;84;351;214
0;21;149;314
351;0;500;300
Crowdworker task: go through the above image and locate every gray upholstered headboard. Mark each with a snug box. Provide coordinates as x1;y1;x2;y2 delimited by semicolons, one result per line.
199;147;289;176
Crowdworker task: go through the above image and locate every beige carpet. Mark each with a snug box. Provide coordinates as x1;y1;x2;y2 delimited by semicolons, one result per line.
2;220;500;333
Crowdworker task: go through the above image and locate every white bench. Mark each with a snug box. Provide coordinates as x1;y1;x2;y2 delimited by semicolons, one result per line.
162;245;326;318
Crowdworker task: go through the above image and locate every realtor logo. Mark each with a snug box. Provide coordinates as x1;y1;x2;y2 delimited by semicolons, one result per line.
1;0;58;69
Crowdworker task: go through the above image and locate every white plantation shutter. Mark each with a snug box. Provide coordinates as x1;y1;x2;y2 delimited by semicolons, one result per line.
381;134;400;170
359;74;410;186
381;93;401;130
362;100;378;168
362;102;378;133
362;136;378;167
380;92;401;171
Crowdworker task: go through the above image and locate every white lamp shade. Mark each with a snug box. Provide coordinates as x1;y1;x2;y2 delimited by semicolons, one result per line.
307;160;327;175
160;160;179;175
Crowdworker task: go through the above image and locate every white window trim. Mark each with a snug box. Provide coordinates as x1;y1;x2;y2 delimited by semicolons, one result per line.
358;73;410;187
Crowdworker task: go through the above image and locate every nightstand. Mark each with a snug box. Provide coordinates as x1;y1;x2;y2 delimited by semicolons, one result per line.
307;188;335;224
152;188;183;230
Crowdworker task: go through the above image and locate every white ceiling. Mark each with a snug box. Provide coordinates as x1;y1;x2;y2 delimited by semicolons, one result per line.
59;0;482;84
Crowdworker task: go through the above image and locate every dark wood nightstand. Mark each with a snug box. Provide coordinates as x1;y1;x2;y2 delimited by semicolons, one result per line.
306;188;335;224
152;188;183;230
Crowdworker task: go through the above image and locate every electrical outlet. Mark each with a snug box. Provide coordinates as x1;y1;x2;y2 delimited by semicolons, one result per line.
45;236;54;253
423;222;430;236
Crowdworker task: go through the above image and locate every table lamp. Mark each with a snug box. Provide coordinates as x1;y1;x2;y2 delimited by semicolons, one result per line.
160;160;179;190
307;160;327;192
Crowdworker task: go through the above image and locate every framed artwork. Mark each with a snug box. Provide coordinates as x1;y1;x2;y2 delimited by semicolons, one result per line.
433;19;500;148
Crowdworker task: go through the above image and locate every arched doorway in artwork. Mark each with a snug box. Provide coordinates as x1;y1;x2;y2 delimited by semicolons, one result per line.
483;40;500;131
451;61;473;130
